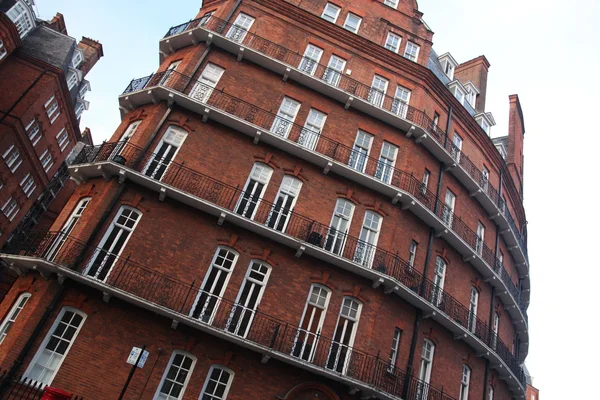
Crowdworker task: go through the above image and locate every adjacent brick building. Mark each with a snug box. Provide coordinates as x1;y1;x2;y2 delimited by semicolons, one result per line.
0;1;531;400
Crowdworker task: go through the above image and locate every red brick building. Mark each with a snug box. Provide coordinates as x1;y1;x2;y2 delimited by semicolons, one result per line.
0;1;531;399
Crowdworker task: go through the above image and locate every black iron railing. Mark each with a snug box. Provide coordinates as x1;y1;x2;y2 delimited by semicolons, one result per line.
68;141;524;383
119;67;528;317
0;366;83;399
3;232;459;400
161;15;528;261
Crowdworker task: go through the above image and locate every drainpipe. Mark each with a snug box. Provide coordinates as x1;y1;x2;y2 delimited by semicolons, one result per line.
132;107;173;170
0;280;65;395
0;69;47;126
223;0;243;22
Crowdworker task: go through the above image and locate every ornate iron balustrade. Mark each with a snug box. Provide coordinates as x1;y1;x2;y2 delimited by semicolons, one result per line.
3;232;459;400
120;69;527;317
0;366;84;399
160;15;528;261
70;141;525;383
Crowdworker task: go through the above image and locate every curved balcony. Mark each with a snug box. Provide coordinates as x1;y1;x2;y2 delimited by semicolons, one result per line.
119;71;529;342
64;141;525;392
159;15;530;283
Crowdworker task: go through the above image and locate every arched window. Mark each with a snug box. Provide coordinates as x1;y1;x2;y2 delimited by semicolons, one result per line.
326;297;362;374
24;307;87;385
45;197;91;262
417;339;435;398
235;163;273;219
431;257;446;306
292;284;331;362
226;260;271;337
154;351;196;400
324;198;355;255
199;365;234;399
191;247;238;323
0;292;31;344
86;205;142;282
111;120;141;160
459;364;471;400
144;125;188;181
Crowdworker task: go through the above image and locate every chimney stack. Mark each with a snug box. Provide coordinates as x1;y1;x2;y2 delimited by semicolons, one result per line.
77;37;104;77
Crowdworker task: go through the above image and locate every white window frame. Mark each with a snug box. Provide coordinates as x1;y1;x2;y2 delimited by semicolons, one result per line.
7;2;35;37
442;189;456;226
293;284;331;362
26;119;41;145
45;95;60;124
227;13;254;43
468;287;478;332
321;3;341;23
85;206;142;281
199;365;234;400
300;108;327;150
23;307;87;385
159;60;181;87
266;175;302;232
45;197;91;262
0;39;6;60
20;173;36;198
488;386;494;400
271;96;301;138
143;125;188;181
349;130;373;172
384;0;399;8
476;222;485;255
190;62;225;103
452;132;463;162
418;339;435;398
66;70;78;90
343;13;362;33
78;81;90;99
324;198;355;255
444;60;455;80
3;144;22;173
421;169;430;195
112;120;141;159
235;163;273;219
408;240;418;269
375;141;398;184
404;41;420;62
481;166;490;191
385;32;401;53
299;44;323;76
56;128;70;152
71;49;84;69
323;55;346;87
153;351;196;400
354;210;382;268
191;247;238;323
40;149;54;173
327;297;362;374
392;85;411;118
459;364;471;400
2;197;19;222
368;75;389;108
0;292;31;344
492;312;499;350
387;328;401;372
431;257;446;306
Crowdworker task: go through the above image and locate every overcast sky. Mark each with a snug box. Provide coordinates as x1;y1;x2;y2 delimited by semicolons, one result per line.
36;0;600;398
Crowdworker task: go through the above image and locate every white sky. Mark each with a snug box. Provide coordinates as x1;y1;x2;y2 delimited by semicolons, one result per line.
36;0;600;397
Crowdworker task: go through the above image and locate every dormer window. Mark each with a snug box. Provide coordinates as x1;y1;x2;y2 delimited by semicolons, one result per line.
464;82;480;108
78;81;90;99
445;62;455;80
67;71;78;90
438;53;458;80
496;144;507;160
6;1;35;38
475;112;496;136
448;81;468;106
71;49;84;69
384;0;399;8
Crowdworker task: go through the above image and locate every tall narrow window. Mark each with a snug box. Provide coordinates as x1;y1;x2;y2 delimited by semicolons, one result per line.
1;197;19;222
421;169;431;195
227;13;254;42
299;44;323;75
488;386;494;400
3;144;22;173
26;120;41;145
271;97;301;138
343;13;362;33
354;211;382;268
20;173;36;198
368;75;388;107
45;197;91;262
432;112;440;130
227;261;271;337
408;240;418;269
452;133;463;162
24;307;86;385
0;292;31;344
235;163;273;219
86;206;142;281
387;328;402;372
321;3;341;23
385;32;401;53
392;85;411;118
417;339;435;398
191;247;238;323
190;63;225;103
442;189;456;226
266;176;302;232
476;222;485;255
327;297;361;374
323;55;346;87
0;40;6;60
144;126;188;181
300;108;327;150
491;312;499;350
45;95;60;124
497;251;504;273
481;166;490;191
112;120;141;159
154;351;196;400
199;365;234;400
293;284;331;362
324;199;355;256
348;130;373;172
40;149;53;173
431;257;446;306
404;41;420;62
200;11;214;26
468;287;478;332
56;128;70;152
375;142;398;184
459;365;471;400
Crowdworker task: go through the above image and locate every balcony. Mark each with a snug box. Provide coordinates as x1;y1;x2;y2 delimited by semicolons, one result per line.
64;141;524;392
2;232;458;400
119;70;529;342
159;15;530;282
